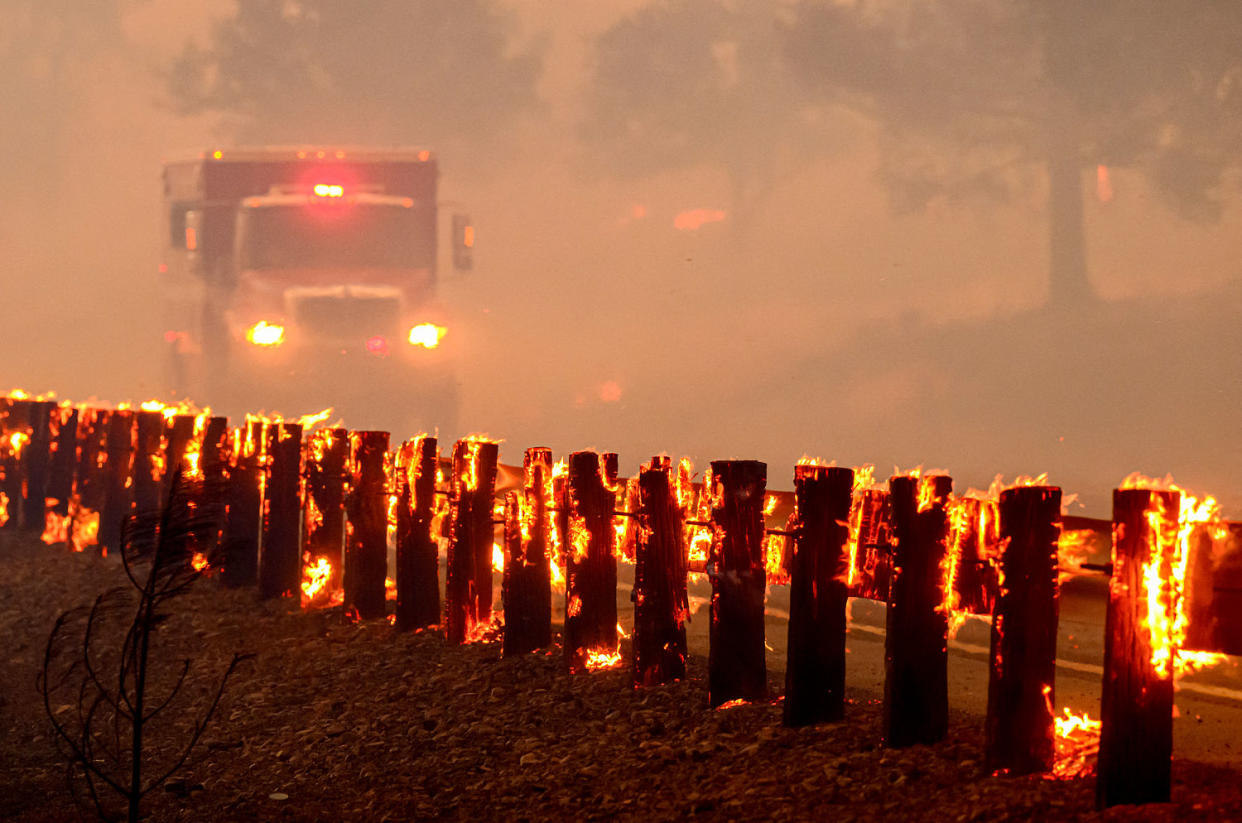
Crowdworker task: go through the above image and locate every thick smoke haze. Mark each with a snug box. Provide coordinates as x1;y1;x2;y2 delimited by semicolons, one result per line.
2;0;1239;515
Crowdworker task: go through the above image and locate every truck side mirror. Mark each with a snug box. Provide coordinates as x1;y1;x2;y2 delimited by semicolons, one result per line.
451;214;473;272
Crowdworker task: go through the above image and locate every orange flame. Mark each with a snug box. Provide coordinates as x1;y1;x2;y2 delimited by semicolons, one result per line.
191;552;208;572
1044;685;1101;780
582;647;623;671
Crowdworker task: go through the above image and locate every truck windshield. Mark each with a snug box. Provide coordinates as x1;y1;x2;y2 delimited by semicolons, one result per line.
237;203;432;270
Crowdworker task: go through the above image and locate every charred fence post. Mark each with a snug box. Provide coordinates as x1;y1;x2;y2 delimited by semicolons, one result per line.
161;413;196;504
302;428;349;604
884;474;952;747
221;421;263;587
98;410;135;557
563;450;621;671
445;438;500;643
633;456;689;686
21;400;55;532
197;415;230;558
43;405;79;542
1096;488;1178;809
344;431;390;620
784;464;854;727
985;485;1061;775
395;435;440;630
707;459;768;707
258;422;302;598
502;446;554;656
0;398;32;530
128;409;165;552
69;408;110;551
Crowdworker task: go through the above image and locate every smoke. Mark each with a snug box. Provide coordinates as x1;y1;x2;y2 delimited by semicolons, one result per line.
1;0;1239;515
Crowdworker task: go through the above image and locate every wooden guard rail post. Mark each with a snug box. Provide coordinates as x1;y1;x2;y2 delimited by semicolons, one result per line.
0;398;31;531
129;409;165;554
502;446;554;656
445;438;500;642
985;485;1061;775
21;400;55;532
44;405;79;540
221;420;263;588
395;436;440;631
259;422;303;599
98;410;134;557
884;474;951;747
562;450;620;671
784;464;853;727
633;455;689;686
69;408;109;551
344;431;390;620
707;459;768;707
303;428;349;601
1096;488;1178;809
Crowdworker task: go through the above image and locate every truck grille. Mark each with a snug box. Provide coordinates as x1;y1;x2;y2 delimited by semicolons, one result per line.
292;293;401;340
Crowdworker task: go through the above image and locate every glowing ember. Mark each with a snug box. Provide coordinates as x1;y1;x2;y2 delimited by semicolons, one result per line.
385;576;397;600
41;507;70;545
715;698;750;710
191;552;208;572
301;555;336;604
70;508;100;553
1045;686;1101;780
0;492;9;528
582;647;623;671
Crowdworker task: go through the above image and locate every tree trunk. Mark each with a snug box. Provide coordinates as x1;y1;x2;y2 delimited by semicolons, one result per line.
1096;488;1177;809
707;459;768;707
883;474;951;747
633;456;689;686
985;485;1061;775
344;431;390;620
784;464;853;727
259;422;303;600
395;436;440;631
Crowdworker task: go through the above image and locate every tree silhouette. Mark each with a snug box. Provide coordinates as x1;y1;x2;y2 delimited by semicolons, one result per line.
581;0;833;230
783;0;1242;305
166;0;542;152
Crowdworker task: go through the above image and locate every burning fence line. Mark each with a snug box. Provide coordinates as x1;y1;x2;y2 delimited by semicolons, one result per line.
5;390;1241;809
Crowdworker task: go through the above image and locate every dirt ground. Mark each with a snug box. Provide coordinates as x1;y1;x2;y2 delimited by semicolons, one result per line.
3;535;1241;822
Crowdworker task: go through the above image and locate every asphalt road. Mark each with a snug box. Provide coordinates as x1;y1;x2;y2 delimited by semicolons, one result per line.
606;567;1242;767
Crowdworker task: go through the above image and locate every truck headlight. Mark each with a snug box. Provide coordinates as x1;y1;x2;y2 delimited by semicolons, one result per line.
408;323;446;349
246;321;286;347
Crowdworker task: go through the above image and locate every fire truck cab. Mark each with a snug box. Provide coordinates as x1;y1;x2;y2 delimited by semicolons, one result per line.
160;147;471;432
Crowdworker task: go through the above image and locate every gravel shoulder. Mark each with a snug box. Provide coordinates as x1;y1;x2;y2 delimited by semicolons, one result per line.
3;536;1241;822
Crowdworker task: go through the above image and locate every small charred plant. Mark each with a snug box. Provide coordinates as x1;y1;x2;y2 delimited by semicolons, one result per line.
38;468;251;823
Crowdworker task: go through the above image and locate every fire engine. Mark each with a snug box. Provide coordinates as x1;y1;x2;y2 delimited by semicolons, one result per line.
160;146;471;432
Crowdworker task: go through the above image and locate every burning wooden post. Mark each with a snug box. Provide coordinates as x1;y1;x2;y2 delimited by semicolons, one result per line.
0;398;32;531
128;409;165;551
445;437;500;643
161;413;196;503
20;400;56;532
259;422;303;598
633;455;689;686
69;408;109;551
707;459;768;707
98;410;135;557
784;464;854;726
395;435;440;630
197;415;230;558
1096;488;1178;808
220;421;263;587
952;496;1001;615
883;473;952;747
344;431;390;620
302;428;349;606
985;485;1061;775
502;446;555;656
847;486;894;601
42;405;79;543
561;450;621;671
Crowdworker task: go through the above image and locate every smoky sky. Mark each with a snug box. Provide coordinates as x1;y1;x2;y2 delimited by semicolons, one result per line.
1;0;1239;515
